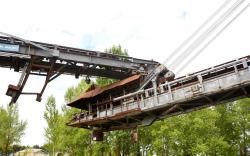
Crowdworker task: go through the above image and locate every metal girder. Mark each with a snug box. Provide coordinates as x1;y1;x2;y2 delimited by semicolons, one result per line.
36;59;56;102
6;59;33;104
0;35;158;72
0;56;132;79
14;45;140;69
6;57;69;103
0;34;158;79
0;33;159;103
68;56;250;131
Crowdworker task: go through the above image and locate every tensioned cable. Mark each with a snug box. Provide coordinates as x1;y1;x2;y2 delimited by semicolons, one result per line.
168;0;245;70
162;0;232;66
175;4;250;75
139;0;244;90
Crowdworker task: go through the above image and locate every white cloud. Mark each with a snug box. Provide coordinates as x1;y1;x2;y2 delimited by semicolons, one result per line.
0;0;249;145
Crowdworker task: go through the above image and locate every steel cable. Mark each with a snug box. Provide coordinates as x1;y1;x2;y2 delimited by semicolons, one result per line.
162;0;233;66
139;0;245;90
175;4;250;75
168;0;245;70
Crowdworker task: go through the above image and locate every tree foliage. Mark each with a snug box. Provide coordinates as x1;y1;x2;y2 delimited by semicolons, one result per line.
0;104;27;156
44;82;92;156
44;96;62;155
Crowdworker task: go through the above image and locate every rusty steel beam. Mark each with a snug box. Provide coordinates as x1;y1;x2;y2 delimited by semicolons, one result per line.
0;34;159;103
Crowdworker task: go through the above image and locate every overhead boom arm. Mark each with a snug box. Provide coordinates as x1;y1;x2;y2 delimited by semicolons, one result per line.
0;33;158;103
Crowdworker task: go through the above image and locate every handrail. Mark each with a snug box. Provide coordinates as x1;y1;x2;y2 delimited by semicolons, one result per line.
113;56;250;102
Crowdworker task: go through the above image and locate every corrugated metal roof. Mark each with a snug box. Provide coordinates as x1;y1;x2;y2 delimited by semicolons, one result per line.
67;74;141;108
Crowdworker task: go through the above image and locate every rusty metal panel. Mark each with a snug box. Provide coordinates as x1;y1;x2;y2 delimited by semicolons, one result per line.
67;74;141;108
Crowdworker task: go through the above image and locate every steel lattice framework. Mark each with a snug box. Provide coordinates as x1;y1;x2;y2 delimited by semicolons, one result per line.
0;35;158;103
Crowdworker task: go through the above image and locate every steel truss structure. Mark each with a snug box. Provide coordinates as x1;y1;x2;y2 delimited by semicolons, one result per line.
0;35;158;103
68;56;250;133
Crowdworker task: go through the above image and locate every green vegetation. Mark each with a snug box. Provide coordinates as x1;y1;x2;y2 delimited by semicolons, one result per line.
0;104;27;156
44;96;61;155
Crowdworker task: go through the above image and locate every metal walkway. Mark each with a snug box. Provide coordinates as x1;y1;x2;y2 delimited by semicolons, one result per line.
69;56;250;131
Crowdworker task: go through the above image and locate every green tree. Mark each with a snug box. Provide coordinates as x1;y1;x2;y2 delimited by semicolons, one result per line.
61;79;93;155
60;107;91;156
151;108;231;156
216;99;250;156
0;104;27;156
44;95;62;155
105;44;128;56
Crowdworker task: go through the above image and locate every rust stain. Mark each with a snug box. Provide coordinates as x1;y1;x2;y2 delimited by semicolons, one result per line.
67;74;141;107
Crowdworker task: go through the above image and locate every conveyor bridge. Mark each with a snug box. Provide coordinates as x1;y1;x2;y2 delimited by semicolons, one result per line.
69;56;250;132
0;34;158;103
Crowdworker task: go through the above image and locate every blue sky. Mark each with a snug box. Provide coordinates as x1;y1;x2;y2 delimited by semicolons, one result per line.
0;0;249;145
